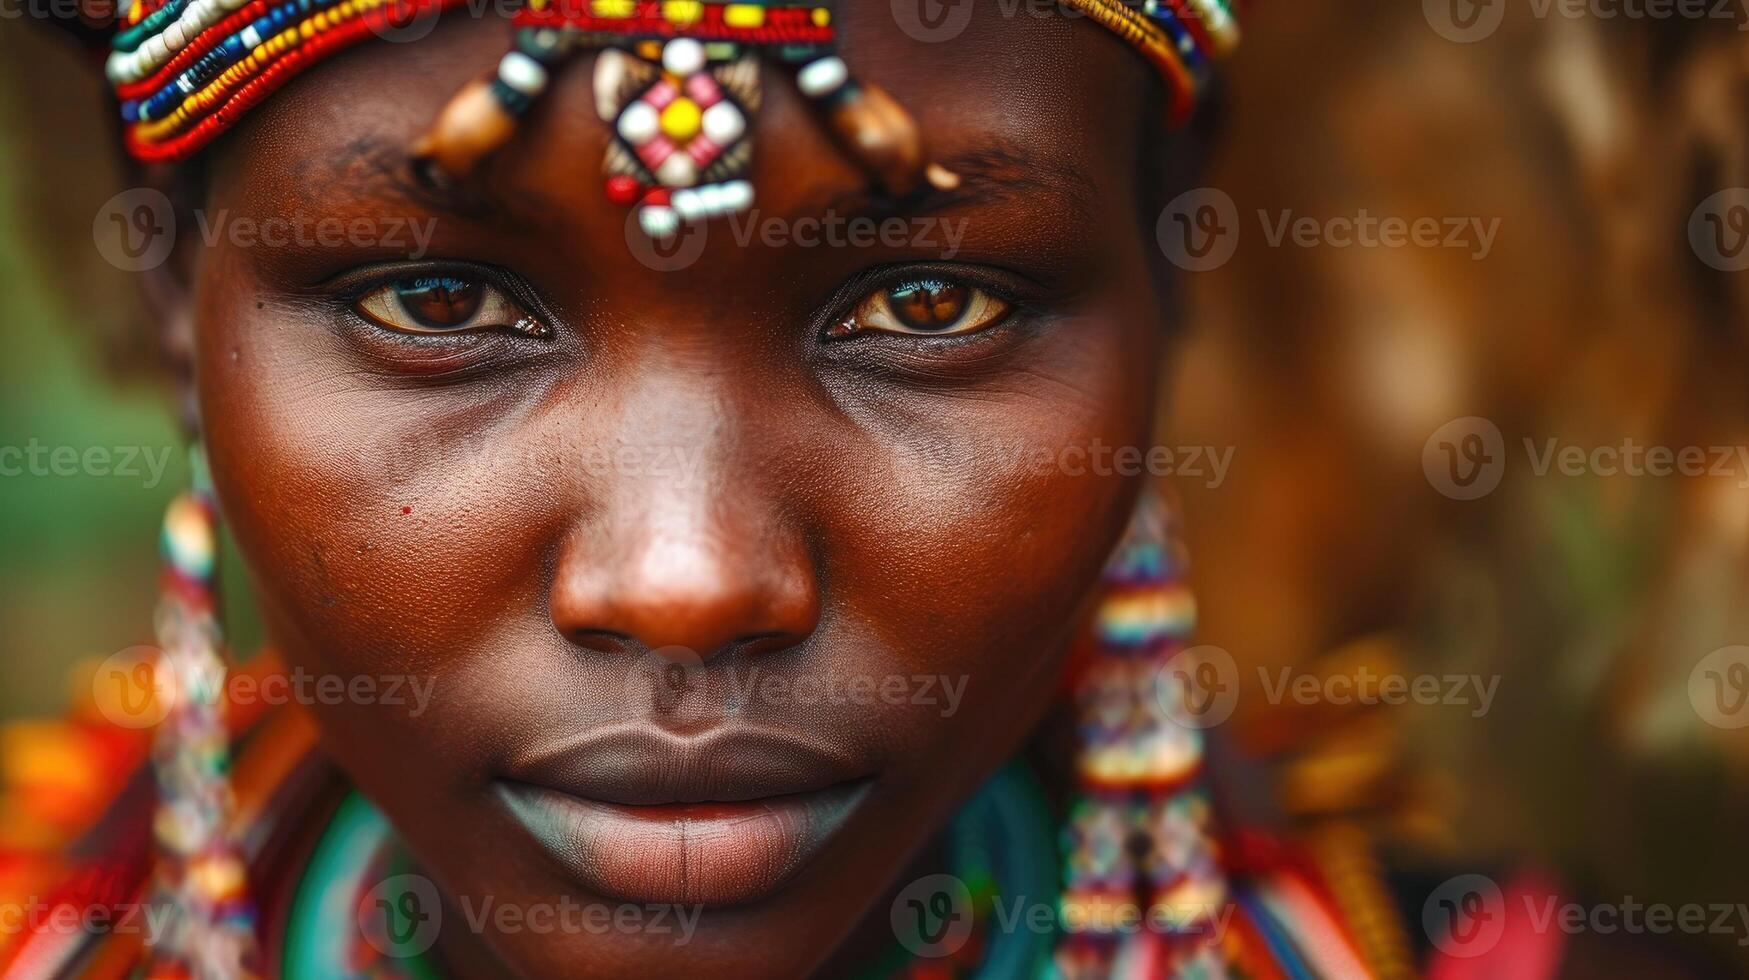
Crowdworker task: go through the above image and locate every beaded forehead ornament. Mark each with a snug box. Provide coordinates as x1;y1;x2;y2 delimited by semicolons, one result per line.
109;0;1239;235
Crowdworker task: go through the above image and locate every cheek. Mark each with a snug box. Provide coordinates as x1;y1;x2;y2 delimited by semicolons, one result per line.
191;262;566;680
818;309;1162;729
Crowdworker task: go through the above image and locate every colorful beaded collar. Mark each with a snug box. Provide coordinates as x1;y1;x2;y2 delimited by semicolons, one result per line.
110;0;1240;235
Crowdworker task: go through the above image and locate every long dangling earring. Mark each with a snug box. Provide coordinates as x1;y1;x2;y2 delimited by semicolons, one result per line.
144;443;261;978
1056;493;1231;979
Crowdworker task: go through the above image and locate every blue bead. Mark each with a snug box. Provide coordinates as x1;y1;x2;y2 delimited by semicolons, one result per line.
1143;3;1208;73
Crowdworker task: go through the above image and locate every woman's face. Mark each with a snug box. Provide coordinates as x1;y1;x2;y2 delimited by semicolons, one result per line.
184;4;1174;975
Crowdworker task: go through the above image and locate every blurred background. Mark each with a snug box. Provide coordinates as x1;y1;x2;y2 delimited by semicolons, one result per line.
3;2;1748;973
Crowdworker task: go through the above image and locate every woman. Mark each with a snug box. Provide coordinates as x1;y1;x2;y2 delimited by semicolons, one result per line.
2;0;1469;976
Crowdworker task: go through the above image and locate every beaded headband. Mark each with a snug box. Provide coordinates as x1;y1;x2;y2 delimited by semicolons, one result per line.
109;0;1239;235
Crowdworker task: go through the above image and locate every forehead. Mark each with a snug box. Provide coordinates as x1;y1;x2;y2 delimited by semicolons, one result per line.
206;3;1157;229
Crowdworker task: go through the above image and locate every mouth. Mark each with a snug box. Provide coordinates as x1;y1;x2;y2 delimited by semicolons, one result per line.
495;724;875;906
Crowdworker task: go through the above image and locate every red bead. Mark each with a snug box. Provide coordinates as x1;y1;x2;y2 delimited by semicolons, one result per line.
642;188;671;207
604;175;642;206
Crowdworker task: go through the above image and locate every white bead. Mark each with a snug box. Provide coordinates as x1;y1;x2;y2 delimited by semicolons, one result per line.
662;38;706;76
718;180;753;212
640;206;680;239
695;183;724;214
239;25;262;49
617;102;661;144
796;56;849;99
672;189;706;222
498;52;549;96
700;101;745;145
656;152;699;188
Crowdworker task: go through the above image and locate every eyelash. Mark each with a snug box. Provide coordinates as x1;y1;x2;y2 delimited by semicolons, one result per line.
340;264;552;339
334;263;1037;357
821;267;1033;343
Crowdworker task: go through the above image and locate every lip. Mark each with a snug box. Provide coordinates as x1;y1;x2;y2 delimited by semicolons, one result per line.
495;724;874;905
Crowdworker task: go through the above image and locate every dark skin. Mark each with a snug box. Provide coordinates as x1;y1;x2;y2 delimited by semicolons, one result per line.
142;3;1188;975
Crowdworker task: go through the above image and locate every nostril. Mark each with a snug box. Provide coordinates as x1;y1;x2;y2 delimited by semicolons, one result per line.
567;628;638;657
731;631;801;659
548;507;823;665
565;629;798;663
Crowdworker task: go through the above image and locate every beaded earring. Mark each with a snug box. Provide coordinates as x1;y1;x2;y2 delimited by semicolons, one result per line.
142;445;260;978
1057;494;1230;978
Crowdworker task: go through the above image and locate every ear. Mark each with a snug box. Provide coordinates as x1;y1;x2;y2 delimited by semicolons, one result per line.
125;159;207;433
1159;88;1222;202
1142;81;1229;330
33;0;209;432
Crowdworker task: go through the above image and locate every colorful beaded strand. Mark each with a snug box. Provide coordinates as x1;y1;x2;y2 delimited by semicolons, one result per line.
126;0;468;163
111;0;1236;170
142;446;260;980
1057;497;1233;978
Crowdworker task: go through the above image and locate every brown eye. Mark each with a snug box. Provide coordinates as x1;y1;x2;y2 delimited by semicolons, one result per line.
890;281;969;332
830;278;1013;339
354;275;549;337
399;277;482;328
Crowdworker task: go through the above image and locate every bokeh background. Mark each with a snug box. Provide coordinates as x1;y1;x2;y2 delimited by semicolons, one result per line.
3;3;1748;972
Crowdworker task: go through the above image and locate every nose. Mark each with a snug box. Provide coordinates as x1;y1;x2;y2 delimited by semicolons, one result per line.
548;392;820;662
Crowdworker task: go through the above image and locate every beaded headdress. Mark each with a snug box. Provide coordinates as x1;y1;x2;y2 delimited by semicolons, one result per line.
108;0;1239;235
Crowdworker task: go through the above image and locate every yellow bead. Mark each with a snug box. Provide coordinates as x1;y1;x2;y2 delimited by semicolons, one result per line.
189;854;248;901
722;3;763;27
662;0;702;23
659;97;703;142
812;6;829;26
592;0;634;17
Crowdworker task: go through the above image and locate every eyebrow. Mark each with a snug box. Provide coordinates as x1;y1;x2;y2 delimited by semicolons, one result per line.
304;137;564;230
806;141;1098;225
309;135;1095;231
